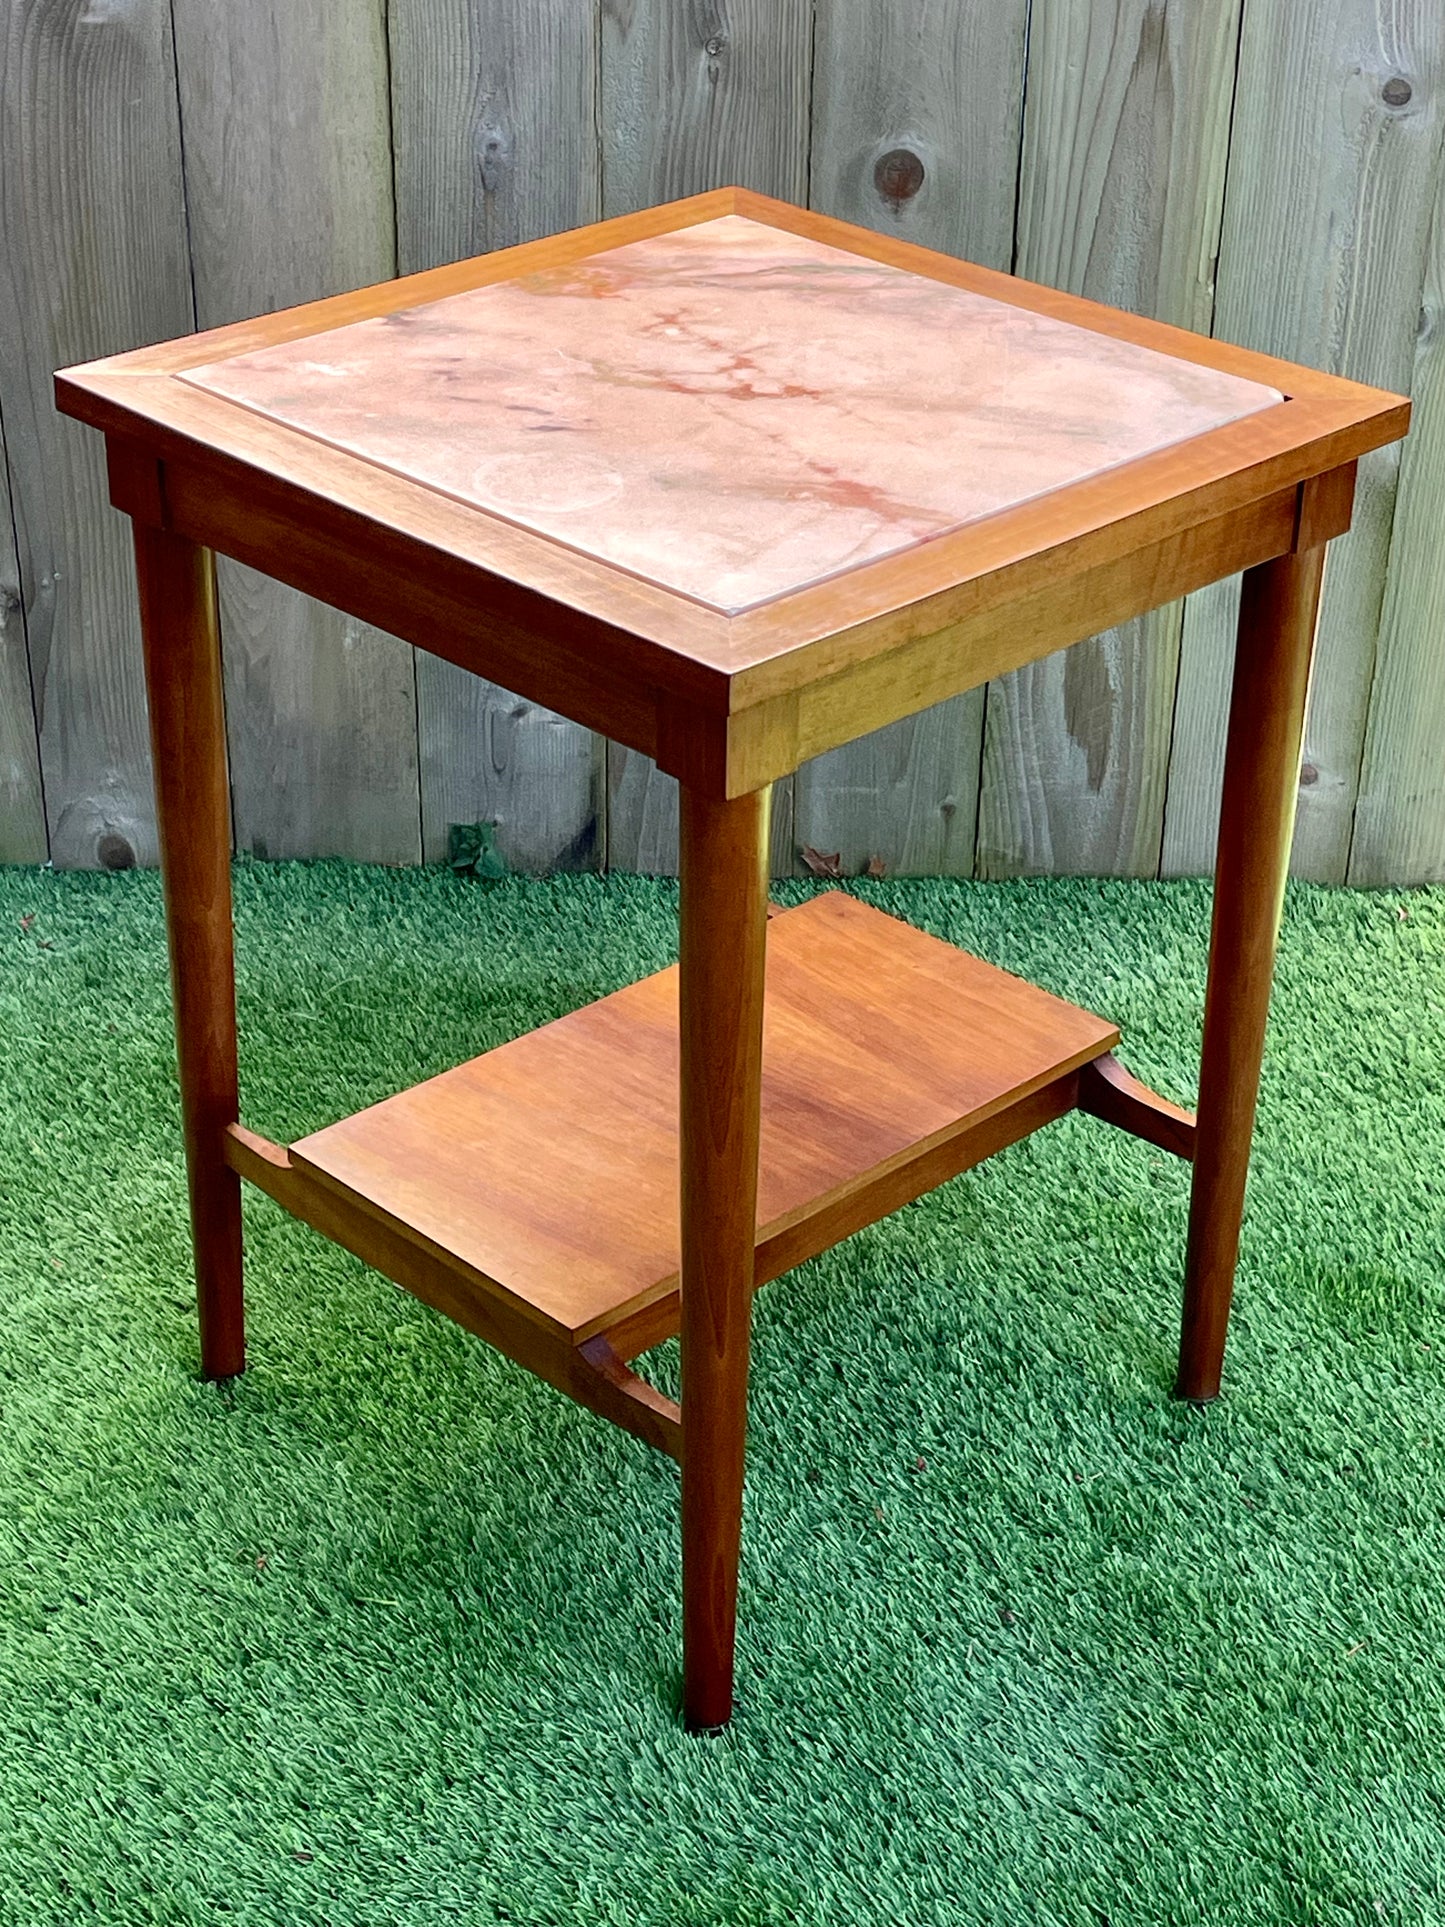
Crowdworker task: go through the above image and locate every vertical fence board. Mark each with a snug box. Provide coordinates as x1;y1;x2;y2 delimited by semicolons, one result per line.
602;0;810;213
976;0;1242;879
794;0;1030;877
601;0;811;874
0;409;46;864
170;0;420;865
6;0;1445;883
1350;159;1445;887
0;0;193;869
1162;0;1443;881
391;0;604;871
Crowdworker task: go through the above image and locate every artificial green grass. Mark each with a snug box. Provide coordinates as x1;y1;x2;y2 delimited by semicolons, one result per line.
2;861;1443;1927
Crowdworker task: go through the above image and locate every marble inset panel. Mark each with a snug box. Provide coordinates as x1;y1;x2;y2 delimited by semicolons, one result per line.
184;216;1282;613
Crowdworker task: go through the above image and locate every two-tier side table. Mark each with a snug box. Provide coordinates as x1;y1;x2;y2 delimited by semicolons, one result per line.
57;189;1409;1729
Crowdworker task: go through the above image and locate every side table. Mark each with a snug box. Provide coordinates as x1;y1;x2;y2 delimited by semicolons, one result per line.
57;189;1409;1728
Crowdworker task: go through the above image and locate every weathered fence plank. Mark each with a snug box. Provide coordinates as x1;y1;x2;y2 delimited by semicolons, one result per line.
170;0;420;865
795;0;1030;877
601;0;811;875
1162;0;1443;881
1350;158;1445;887
0;0;193;869
3;0;1444;886
976;0;1243;879
0;411;45;865
391;0;604;871
602;0;810;213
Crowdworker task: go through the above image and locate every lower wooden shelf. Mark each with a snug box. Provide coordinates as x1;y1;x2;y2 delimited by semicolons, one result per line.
226;893;1193;1457
294;890;1117;1343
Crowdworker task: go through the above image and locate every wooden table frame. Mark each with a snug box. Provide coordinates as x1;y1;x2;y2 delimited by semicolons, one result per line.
57;188;1409;1731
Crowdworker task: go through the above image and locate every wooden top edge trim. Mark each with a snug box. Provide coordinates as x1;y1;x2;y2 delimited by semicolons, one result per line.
51;178;1410;707
56;186;1407;420
719;395;1408;697
58;365;1405;711
58;366;1405;710
729;190;1409;410
65;367;741;695
54;188;743;384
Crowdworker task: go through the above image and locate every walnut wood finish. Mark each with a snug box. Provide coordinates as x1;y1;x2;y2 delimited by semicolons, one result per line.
677;784;770;1731
603;1069;1088;1365
58;191;1407;807
223;1123;684;1458
284;892;1117;1344
216;894;1127;1489
132;525;244;1378
55;190;1412;1728
1177;544;1328;1401
1077;1055;1197;1161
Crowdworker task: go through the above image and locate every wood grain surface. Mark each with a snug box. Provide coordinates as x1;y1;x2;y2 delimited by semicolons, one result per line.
170;0;420;864
133;525;245;1378
287;892;1118;1344
1178;543;1326;1399
977;0;1243;879
677;781;771;1727
225;1124;682;1459
796;0;1030;877
1163;0;1443;882
0;0;193;868
391;0;606;870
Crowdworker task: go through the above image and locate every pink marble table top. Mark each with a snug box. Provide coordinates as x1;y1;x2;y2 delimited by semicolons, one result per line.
183;215;1282;615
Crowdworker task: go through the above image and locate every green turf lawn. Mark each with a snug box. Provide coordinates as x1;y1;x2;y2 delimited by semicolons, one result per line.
1;860;1443;1926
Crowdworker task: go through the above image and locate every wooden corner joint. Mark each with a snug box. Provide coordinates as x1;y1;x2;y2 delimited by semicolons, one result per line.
1293;462;1357;553
106;436;171;529
654;690;800;799
223;1119;289;1179
1076;1053;1197;1161
575;1336;683;1461
225;1122;685;1460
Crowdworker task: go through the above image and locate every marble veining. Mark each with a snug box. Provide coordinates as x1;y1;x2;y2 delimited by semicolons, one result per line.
182;216;1283;613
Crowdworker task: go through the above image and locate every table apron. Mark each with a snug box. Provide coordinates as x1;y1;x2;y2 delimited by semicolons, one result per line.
690;481;1306;796
109;440;1324;800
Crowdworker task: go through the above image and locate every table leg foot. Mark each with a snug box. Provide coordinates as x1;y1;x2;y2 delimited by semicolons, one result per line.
678;784;770;1731
1175;543;1326;1402
133;521;245;1380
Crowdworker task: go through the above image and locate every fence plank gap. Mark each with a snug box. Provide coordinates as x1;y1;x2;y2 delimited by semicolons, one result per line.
976;0;1244;881
170;0;421;865
1163;0;1443;882
796;0;1030;878
600;0;811;876
392;0;605;872
1350;147;1445;887
0;405;46;864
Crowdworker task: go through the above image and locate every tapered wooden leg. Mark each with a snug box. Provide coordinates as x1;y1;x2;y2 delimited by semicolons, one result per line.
678;783;770;1731
133;522;245;1379
1176;544;1327;1401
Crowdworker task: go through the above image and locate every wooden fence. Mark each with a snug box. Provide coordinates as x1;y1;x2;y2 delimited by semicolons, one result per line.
2;0;1441;882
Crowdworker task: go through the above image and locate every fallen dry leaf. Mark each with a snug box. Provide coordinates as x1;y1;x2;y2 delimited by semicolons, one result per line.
800;845;843;879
